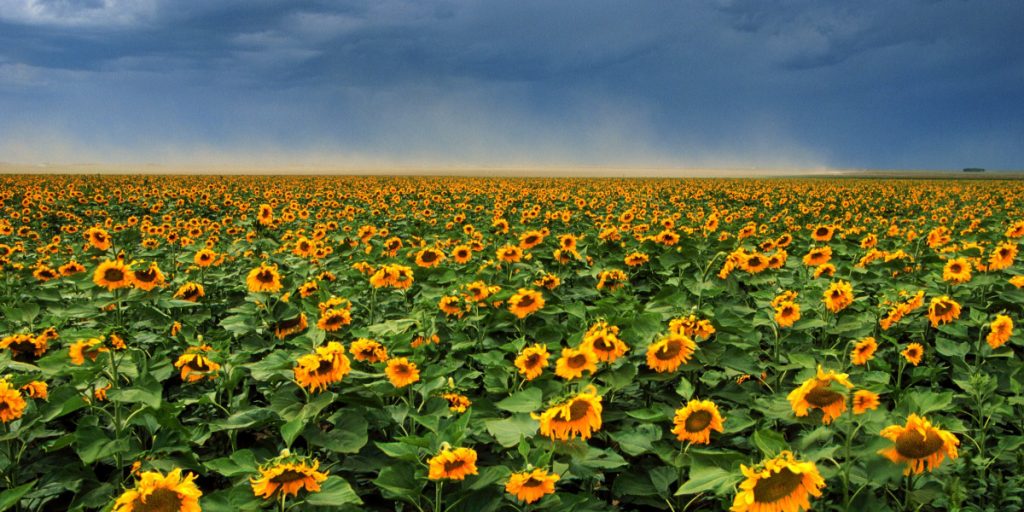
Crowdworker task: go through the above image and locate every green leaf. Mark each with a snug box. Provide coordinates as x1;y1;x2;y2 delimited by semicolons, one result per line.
0;481;35;512
107;375;163;410
205;450;259;478
675;378;694;399
304;476;363;506
609;424;662;456
281;417;305;448
305;414;369;454
373;464;424;502
752;429;788;457
495;388;542;413
675;466;737;496
484;414;539;447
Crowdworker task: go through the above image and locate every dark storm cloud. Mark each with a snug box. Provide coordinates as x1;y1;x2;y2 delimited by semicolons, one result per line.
0;0;1021;168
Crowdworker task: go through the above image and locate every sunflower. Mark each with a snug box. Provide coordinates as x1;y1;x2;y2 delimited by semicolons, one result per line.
902;343;924;365
59;260;86;276
505;468;559;504
0;378;27;423
519;230;546;249
257;204;274;226
131;262;166;291
624;251;649;266
879;413;959;474
1011;275;1024;288
987;314;1013;349
385;357;420;388
942;257;972;284
583;327;628;363
988;242;1017;270
497;245;523;263
1;333;47;360
94;259;133;291
193;248;217;267
441;392;472;413
774;301;800;328
852;390;880;414
316;308;352;332
646;333;696;373
515;344;550;380
554;346;598;380
730;451;825;512
812;263;835;279
822;280;854;313
33;265;59;282
927;296;961;327
19;380;47;400
70;338;109;365
251;457;328;499
671;399;725;445
787;366;854;424
247;263;283;293
293;342;351;392
535;386;603;441
850;337;878;365
85;227;112;251
741;252;769;274
350;338;388;363
668;315;716;340
273;313;308;340
811;225;834;242
508;289;545;319
534;273;561;290
173;282;205;302
439;295;466;318
451;244;473;264
174;346;221;382
112;468;202;512
415;248;445;268
428;447;479;480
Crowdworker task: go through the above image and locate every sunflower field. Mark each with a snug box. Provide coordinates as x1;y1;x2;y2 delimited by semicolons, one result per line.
1;175;1023;512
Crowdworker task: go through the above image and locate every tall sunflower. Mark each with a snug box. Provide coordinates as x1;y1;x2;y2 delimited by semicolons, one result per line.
671;399;725;445
850;337;877;366
730;451;825;512
350;338;388;363
927;296;961;327
554;346;598;380
246;263;283;293
774;301;800;328
93;259;133;291
174;345;221;382
173;282;205;302
505;468;559;504
515;344;550;380
942;257;972;284
427;447;479;480
293;342;351;392
787;366;854;424
879;413;959;474
0;378;27;423
535;386;603;441
508;289;545;319
646;333;696;373
273;313;308;340
986;314;1013;349
582;325;628;363
385;357;420;388
131;262;166;291
822;280;854;313
112;468;202;512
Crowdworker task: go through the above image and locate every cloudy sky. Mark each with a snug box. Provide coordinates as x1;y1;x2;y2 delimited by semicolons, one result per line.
1;0;1022;170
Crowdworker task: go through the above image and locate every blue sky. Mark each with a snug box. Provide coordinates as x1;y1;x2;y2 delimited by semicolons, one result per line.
1;0;1022;169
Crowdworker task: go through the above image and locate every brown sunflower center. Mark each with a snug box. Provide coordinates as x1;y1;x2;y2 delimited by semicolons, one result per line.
566;354;588;369
524;354;541;368
934;302;951;315
517;295;535;308
187;357;210;371
315;358;335;375
103;268;125;282
277;316;303;330
894;429;945;459
421;251;438;263
135;269;157;282
257;270;276;283
804;383;843;407
393;364;410;376
271;469;310;484
816;227;829;236
522;477;544;488
781;307;795;317
752;467;804;504
456;250;469;258
684;410;713;432
567;399;592;421
10;340;36;353
950;264;963;273
748;256;764;267
655;339;683;360
324;314;344;326
182;289;199;300
133;487;183;512
443;459;466;473
592;336;612;351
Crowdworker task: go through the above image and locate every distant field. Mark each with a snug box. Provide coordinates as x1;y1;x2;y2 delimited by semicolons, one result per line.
1;174;1023;511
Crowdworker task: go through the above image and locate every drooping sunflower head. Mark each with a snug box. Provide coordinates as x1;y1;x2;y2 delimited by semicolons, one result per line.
515;344;550;380
131;262;165;291
646;333;697;373
583;328;628;363
427;447;479;481
987;314;1014;349
69;338;110;365
535;386;603;441
505;468;559;504
879;413;959;474
112;468;203;512
1;333;47;361
731;451;825;512
174;346;221;383
316;308;352;332
852;390;880;415
173;282;205;302
671;399;725;445
247;263;283;293
273;313;308;340
850;337;878;365
441;392;472;413
0;378;28;424
927;296;961;327
786;366;854;424
350;338;388;363
250;457;328;499
822;280;854;313
293;342;351;392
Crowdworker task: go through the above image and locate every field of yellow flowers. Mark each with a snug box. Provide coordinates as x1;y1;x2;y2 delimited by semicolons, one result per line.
1;175;1023;511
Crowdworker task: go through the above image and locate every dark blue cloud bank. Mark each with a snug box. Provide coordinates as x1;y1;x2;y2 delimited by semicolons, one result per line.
0;0;1022;169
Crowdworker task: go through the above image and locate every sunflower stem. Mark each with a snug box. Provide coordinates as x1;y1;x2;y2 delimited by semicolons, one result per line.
434;480;443;512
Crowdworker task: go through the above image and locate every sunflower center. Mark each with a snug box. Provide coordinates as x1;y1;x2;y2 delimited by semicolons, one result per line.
568;399;591;421
684;410;713;432
950;264;963;273
895;429;945;459
655;340;682;360
103;268;125;281
752;467;804;504
183;289;199;300
592;336;612;351
277;316;302;329
257;270;275;283
10;340;36;353
934;302;950;315
781;307;794;316
394;364;410;376
456;250;468;258
443;459;465;472
816;228;829;236
804;383;843;407
748;256;763;267
271;470;309;484
517;295;535;308
422;251;437;263
187;357;210;371
567;354;588;368
134;487;183;512
135;269;156;282
522;477;544;488
524;354;541;368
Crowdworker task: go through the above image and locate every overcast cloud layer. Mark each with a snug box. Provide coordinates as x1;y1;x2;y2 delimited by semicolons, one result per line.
0;0;1022;169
